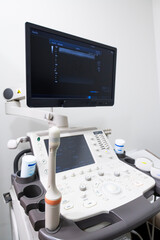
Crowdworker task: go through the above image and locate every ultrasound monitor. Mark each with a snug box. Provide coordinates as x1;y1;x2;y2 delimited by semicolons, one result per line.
26;22;117;107
44;134;95;173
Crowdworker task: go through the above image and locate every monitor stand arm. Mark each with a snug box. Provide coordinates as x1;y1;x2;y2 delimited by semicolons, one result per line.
4;88;68;128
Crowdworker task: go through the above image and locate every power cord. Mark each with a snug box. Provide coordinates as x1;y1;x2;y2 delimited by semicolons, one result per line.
131;230;143;240
146;195;156;240
13;148;32;173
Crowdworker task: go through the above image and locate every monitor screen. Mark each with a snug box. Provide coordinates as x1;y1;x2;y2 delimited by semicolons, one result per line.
26;22;117;107
44;135;95;173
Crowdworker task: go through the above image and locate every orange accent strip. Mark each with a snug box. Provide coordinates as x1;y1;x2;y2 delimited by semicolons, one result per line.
45;196;61;206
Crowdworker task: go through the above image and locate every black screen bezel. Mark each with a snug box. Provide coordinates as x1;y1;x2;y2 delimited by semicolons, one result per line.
25;22;117;107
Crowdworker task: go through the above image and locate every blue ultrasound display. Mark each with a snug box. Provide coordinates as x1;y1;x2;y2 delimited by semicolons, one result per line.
30;30;114;101
26;22;116;107
44;135;95;173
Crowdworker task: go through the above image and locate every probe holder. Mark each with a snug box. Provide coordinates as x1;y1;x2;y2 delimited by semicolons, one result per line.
12;172;46;231
117;152;160;195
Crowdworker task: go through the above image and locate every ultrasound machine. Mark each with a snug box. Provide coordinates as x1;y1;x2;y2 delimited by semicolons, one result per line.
3;22;160;240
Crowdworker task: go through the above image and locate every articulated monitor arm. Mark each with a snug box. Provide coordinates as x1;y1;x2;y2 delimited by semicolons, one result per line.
3;87;68;128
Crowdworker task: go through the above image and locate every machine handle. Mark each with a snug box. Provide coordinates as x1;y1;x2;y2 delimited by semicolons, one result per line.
39;195;160;240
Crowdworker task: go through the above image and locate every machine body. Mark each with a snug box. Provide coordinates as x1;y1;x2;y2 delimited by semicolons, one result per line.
28;128;155;222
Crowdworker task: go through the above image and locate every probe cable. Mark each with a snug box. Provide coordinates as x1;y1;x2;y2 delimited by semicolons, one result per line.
13;149;32;173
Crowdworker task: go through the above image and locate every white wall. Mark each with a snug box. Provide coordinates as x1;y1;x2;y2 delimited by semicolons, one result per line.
152;0;160;102
0;0;160;239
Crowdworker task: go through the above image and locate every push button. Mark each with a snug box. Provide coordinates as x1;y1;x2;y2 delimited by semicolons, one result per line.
94;189;102;197
83;199;97;208
102;182;121;194
114;171;120;177
62;175;67;180
42;159;47;164
85;175;92;181
93;180;100;188
71;172;75;177
79;170;84;175
81;193;87;199
134;180;143;187
64;202;74;210
98;171;104;176
79;183;87;191
62;198;70;204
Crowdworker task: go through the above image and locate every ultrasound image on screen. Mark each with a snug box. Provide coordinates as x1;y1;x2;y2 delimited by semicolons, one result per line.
44;135;94;173
30;32;114;99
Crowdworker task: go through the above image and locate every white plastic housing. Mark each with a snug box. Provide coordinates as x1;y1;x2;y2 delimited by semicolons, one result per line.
45;201;61;231
45;126;62;231
151;166;160;179
135;157;153;172
27;128;155;222
7;139;17;149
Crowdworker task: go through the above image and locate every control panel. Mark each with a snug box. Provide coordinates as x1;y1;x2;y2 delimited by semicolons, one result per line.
27;128;155;221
